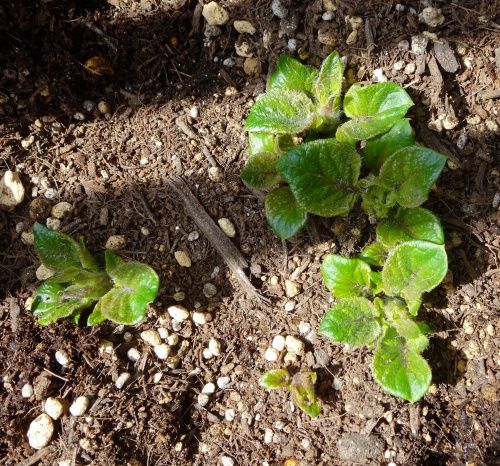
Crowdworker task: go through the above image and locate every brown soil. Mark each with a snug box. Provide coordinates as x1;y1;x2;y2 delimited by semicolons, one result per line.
1;1;499;465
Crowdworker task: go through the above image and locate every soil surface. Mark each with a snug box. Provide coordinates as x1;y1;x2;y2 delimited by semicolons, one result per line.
1;1;499;465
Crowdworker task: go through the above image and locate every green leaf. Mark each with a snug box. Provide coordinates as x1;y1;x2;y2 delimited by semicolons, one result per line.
241;152;281;189
96;262;159;325
382;241;448;315
245;89;315;134
361;183;397;219
33;223;99;272
105;250;124;274
60;272;112;301
259;368;291;389
378;146;446;208
322;254;373;298
277;139;360;217
87;301;106;326
382;298;426;342
32;279;95;325
372;327;431;402
359;242;388;267
265;187;308;239
314;51;344;106
363;119;415;171
248;132;277;157
290;372;321;418
319;297;382;347
337;82;414;141
376;207;444;248
268;54;319;94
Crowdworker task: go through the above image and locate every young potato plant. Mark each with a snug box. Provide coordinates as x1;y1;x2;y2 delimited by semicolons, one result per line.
319;207;448;402
31;223;159;326
241;52;446;239
260;368;321;417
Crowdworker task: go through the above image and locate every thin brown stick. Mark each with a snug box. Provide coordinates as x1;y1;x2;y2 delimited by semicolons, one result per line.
166;176;269;303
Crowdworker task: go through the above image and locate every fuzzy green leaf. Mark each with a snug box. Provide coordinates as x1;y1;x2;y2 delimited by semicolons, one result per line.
95;262;159;325
378;146;446;208
32;279;95;325
336;82;414;141
363;119;415;171
277;139;360;217
268;54;319;94
322;254;373;298
361;183;397;219
382;241;448;315
241;152;281;189
248;132;276;156
259;368;291;389
373;327;431;402
381;298;428;343
105;250;124;274
376;207;444;248
359;242;388;267
265;187;308;239
314;51;344;106
245;89;315;134
290;372;321;418
319;297;381;347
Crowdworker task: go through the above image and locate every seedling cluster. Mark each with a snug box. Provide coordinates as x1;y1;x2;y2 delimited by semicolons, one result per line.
243;52;448;402
31;223;159;326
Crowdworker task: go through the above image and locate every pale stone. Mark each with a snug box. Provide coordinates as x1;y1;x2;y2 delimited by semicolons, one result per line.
51;201;73;219
154;344;171;359
168;305;189;322
217;376;230;388
373;68;387;82
21;231;34;245
105;235;126;250
420;7;445;28
192;311;210;325
208;338;222;356
264;347;279;362
127;347;141;362
27;413;54;449
285;280;301;298
98;340;114;355
22;383;34;398
55;350;70;367
284;351;298;365
167;333;179;346
243;57;260;76
197;393;209;406
69;396;90;416
36;264;54;280
202;382;216;394
115;372;131;389
203;282;217;298
44;397;65;420
234;20;256;34
21;134;35;149
174;250;191;267
220;456;235;466
140;329;162;347
235;41;253;57
272;335;285;351
202;1;229;26
225;408;236;421
0;171;25;211
46;217;61;231
285;335;305;355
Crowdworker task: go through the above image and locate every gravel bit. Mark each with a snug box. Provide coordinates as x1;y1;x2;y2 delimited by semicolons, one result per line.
272;335;285;351
285;335;305;355
420;7;445;27
82;100;95;112
411;35;429;55
271;0;288;18
44;397;65;420
127;347;141;362
202;382;216;394
202;1;229;26
97;100;111;114
21;231;34;245
264;428;274;444
284;352;298;365
285;280;301;298
208;338;222;356
284;300;296;312
217;376;230;389
55;350;70;367
36;264;54;280
173;291;186;301
264;347;279;362
154;344;171;359
168;304;190;322
158;327;169;339
105;235;126;250
153;372;163;383
225;408;236;422
174;250;192;267
433;41;460;73
27;413;54;449
140;329;162;347
203;348;214;360
373;68;387;82
233;20;256;34
98;340;114;354
167;333;179;346
187;231;199;241
203;282;217;298
0;171;25;211
69;396;90;416
46;217;61;230
197;393;210;406
222;58;235;68
115;372;131;389
192;311;211;325
51;201;73;219
21;383;34;398
235;41;253;58
189;106;199;119
220;456;235;466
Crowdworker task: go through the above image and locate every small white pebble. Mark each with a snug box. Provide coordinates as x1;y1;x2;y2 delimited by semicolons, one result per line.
202;383;216;394
27;413;54;449
168;305;190;322
44;188;57;200
187;231;199;241
127;347;141;362
36;264;54;280
225;408;236;422
174;250;192;267
264;347;279;362
198;393;210;406
208;338;222;357
55;350;70;367
373;68;388;82
189;106;199;119
264;428;274;444
173;291;186;301
220;456;234;466
404;63;416;74
393;60;405;71
115;372;131;389
51;201;73;219
69;396;90;416
301;438;311;449
154;344;171;360
272;335;286;351
167;333;179;346
284;352;298;365
158;327;169;339
284;300;296;312
203;282;217;298
222;58;235;68
322;11;334;20
98;340;114;355
284;280;301;298
218;218;236;237
140;329;162;347
202;348;213;359
287;38;298;51
192;311;211;325
140;227;150;236
285;335;305;355
298;321;312;335
153;372;163;383
21;383;34;398
105;235;126;250
217;376;230;389
44;397;65;420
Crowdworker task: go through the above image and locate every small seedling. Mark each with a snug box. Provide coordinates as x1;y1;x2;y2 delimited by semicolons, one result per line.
260;368;321;417
319;208;447;402
31;223;159;326
241;52;446;239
